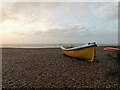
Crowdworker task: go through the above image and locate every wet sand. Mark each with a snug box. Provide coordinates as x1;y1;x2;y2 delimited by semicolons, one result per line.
2;46;120;89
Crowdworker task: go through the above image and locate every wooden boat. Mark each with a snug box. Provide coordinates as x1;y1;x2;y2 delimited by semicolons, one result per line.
103;47;120;59
61;42;97;62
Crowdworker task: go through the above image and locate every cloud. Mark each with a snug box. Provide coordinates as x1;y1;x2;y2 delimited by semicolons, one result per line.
12;32;27;36
1;2;59;23
2;2;41;23
34;23;88;39
2;2;117;24
90;2;118;21
1;2;118;44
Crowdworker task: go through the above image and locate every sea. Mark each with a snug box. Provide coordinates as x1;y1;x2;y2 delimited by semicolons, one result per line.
1;44;82;48
1;43;117;48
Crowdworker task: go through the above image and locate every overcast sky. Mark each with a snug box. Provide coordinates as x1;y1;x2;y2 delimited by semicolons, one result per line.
0;2;118;44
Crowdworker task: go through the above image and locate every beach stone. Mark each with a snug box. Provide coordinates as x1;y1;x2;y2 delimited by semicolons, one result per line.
2;47;120;88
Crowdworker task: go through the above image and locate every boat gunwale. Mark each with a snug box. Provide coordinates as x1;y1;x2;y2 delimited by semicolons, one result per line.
61;44;97;51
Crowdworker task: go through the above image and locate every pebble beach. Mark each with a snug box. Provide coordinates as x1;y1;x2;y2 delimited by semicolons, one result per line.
2;46;120;89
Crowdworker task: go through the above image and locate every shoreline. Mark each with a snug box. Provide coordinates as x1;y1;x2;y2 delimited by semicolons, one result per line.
1;44;119;49
1;45;119;49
